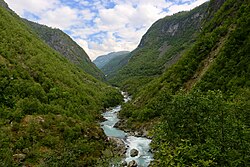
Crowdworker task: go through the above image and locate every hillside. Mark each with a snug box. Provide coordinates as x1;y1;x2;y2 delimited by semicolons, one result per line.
24;20;105;81
118;0;250;166
0;0;104;81
108;2;209;93
0;3;123;166
93;51;130;69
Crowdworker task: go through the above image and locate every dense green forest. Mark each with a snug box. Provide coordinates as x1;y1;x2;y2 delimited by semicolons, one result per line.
118;0;250;166
0;4;122;166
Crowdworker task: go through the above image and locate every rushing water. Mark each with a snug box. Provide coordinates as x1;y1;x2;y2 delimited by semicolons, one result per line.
101;92;153;167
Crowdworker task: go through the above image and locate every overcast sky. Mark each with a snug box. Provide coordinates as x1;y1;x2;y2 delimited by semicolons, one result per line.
5;0;208;60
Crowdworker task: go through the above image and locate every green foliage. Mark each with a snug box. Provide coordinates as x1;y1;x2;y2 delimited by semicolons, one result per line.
102;88;124;108
0;5;122;166
151;91;250;166
196;2;250;93
0;114;113;166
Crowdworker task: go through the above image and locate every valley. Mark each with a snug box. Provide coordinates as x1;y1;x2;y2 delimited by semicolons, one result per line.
0;0;249;166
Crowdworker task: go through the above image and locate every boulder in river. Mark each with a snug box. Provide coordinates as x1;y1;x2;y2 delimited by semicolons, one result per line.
108;137;126;156
128;160;137;167
130;149;139;157
121;160;127;166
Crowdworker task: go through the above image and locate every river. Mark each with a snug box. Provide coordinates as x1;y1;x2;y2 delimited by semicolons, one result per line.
100;92;153;167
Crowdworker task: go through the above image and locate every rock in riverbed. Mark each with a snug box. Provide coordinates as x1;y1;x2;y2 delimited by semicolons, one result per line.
130;149;139;157
108;137;126;156
128;160;137;167
121;160;127;166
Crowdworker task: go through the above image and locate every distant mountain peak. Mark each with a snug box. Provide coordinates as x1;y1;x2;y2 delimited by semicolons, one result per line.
93;51;130;69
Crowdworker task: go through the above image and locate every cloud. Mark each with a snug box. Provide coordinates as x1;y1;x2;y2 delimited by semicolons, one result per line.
39;6;80;30
5;0;209;60
167;0;209;15
80;9;96;20
5;0;60;16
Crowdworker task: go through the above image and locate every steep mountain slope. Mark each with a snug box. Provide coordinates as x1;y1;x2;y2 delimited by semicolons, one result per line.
0;3;122;166
93;51;130;69
109;2;209;93
119;0;250;166
24;20;105;81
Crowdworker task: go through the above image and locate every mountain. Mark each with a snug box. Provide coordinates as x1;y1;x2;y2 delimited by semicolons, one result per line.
108;2;209;93
93;51;130;69
118;0;250;166
101;52;130;77
0;0;104;81
24;20;105;81
0;2;123;166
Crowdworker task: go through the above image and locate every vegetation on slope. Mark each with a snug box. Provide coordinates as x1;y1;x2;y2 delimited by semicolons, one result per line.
151;90;249;166
118;0;250;166
0;4;123;166
24;20;105;81
108;2;209;93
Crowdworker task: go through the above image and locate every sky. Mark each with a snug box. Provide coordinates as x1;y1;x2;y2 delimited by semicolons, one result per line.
5;0;208;60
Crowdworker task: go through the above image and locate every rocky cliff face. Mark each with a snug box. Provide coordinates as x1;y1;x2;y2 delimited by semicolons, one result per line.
138;7;206;49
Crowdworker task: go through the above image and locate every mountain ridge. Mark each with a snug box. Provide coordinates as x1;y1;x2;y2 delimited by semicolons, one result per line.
108;2;209;93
